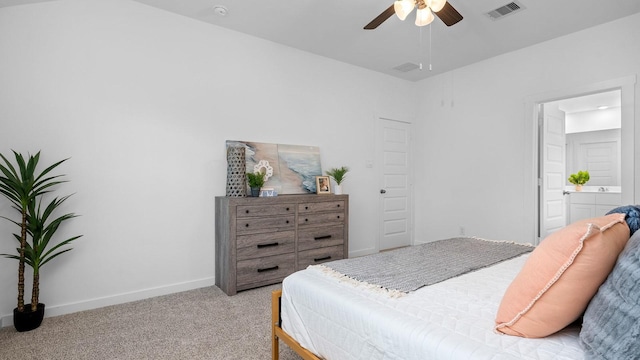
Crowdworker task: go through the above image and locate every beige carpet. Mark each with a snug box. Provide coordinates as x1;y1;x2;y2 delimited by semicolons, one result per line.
0;284;301;359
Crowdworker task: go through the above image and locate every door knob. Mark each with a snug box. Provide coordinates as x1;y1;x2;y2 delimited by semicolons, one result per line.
562;190;570;195
380;189;386;194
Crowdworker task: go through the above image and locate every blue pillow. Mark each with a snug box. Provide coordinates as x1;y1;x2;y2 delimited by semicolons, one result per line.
580;230;640;359
606;205;640;236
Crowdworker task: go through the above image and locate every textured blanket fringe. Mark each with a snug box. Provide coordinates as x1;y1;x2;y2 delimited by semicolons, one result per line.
469;236;536;248
309;264;407;298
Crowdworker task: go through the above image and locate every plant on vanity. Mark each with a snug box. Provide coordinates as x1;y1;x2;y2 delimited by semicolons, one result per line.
568;170;590;191
325;166;349;195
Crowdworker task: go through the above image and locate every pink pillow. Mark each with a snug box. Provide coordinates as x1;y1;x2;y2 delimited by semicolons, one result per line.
495;213;630;338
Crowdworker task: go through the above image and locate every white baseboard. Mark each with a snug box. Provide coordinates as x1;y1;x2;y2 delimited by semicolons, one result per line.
349;247;378;258
1;277;215;328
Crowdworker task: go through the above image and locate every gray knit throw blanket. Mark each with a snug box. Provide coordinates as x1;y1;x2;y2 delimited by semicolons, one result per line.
315;237;533;294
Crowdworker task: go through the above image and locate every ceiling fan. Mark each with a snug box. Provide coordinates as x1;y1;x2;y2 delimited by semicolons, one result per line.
364;0;463;29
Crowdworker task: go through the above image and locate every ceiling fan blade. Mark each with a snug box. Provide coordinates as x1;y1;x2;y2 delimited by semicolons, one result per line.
364;5;395;30
435;2;463;26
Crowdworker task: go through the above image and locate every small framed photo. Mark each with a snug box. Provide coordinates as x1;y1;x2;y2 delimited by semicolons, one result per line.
316;176;331;194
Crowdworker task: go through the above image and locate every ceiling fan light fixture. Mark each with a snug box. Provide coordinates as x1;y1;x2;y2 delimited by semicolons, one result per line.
394;0;415;21
427;0;447;12
415;7;435;26
363;0;461;30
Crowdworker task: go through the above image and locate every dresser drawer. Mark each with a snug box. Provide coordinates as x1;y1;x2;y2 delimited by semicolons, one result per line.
298;225;345;251
237;231;295;261
236;252;295;288
298;211;345;227
299;200;345;214
237;203;295;218
298;245;344;270
236;215;295;235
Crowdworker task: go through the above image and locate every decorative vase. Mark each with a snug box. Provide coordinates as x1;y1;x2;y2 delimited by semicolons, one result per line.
575;185;583;192
226;146;247;197
14;303;45;332
334;184;343;195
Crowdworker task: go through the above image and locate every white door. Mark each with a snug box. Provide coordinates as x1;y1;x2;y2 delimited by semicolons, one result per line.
376;118;412;250
540;103;567;239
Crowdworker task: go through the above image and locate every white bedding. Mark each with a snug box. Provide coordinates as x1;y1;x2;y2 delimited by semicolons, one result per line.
281;253;585;360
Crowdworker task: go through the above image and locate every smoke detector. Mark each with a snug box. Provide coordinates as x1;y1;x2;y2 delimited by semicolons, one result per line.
213;5;228;17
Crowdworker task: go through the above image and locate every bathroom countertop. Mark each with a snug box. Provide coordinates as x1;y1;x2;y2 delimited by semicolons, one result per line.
565;186;621;193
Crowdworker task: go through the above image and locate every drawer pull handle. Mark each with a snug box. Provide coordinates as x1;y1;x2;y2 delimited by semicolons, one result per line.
305;218;309;222
257;266;279;273
286;220;290;224
257;242;279;249
337;215;341;219
314;256;331;262
245;224;250;227
245;210;250;214
337;204;341;208
305;206;309;210
286;207;290;211
314;235;332;240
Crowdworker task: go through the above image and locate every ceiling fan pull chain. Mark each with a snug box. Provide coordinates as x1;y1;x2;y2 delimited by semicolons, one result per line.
419;26;423;70
429;22;433;71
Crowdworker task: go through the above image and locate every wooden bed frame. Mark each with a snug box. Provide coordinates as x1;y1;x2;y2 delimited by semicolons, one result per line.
271;289;321;360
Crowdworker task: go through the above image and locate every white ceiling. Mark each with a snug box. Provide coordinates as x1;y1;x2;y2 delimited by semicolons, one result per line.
3;0;639;82
126;0;640;82
0;0;56;7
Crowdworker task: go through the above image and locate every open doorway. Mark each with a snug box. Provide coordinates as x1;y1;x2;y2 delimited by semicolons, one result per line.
539;90;622;239
525;75;636;245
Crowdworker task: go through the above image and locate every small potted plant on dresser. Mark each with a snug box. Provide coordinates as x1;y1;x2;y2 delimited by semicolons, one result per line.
246;171;266;197
568;170;590;192
325;166;349;195
0;151;82;332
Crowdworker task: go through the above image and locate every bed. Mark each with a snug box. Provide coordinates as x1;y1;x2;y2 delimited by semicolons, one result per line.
270;218;640;360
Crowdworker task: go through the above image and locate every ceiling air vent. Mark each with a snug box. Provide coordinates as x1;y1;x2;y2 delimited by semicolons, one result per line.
485;1;525;21
393;62;420;73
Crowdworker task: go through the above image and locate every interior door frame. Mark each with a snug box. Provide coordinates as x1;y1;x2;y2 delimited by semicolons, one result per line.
524;75;637;244
375;116;415;252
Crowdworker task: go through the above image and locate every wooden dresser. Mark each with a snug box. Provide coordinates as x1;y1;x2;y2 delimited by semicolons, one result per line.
215;194;349;295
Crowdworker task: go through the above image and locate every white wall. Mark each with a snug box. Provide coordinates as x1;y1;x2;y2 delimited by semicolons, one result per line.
0;0;416;325
565;107;621;133
414;12;640;243
2;0;639;326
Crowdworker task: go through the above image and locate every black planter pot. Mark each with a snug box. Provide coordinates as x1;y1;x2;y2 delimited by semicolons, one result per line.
250;187;260;197
14;303;45;332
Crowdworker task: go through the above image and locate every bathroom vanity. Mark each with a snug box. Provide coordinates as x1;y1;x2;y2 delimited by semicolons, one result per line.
567;187;622;223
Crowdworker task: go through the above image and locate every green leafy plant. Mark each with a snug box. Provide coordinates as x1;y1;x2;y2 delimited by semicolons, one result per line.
0;150;81;314
325;166;349;185
246;171;266;189
18;195;82;309
568;170;590;186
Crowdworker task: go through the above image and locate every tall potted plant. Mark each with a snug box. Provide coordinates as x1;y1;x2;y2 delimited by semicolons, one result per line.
0;150;82;331
326;166;349;195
